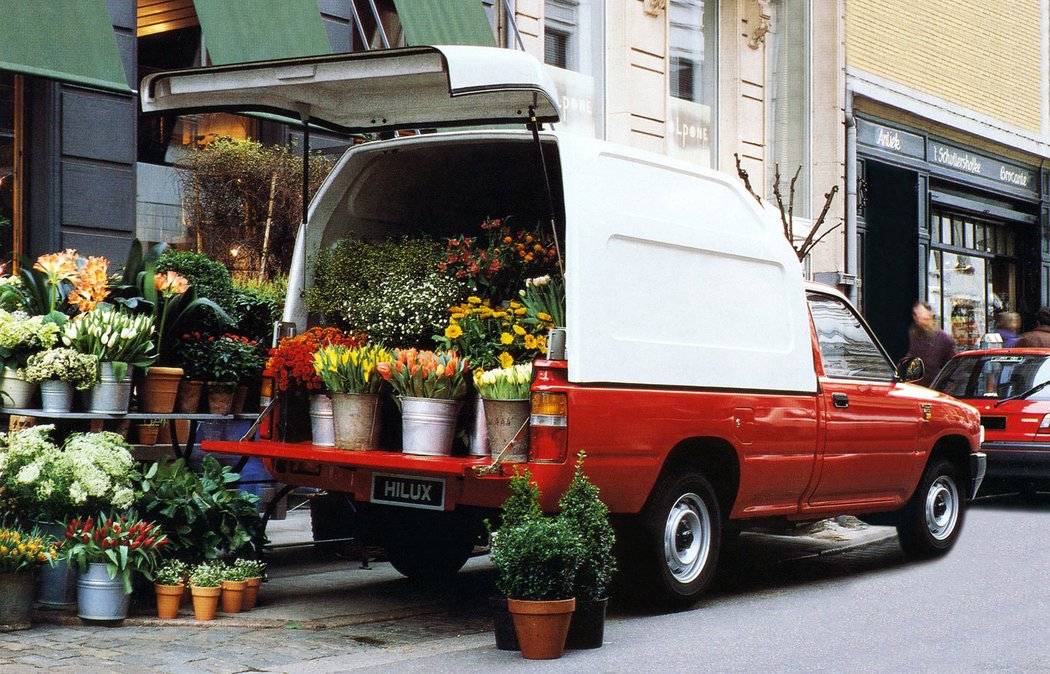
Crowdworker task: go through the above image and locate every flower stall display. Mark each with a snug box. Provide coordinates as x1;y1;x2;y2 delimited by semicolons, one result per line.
64;512;167;621
0;309;60;408
313;343;392;449
23;348;99;412
434;297;552;372
189;333;266;415
0;525;59;631
154;559;189;619
473;364;533;460
377;349;470;455
61;308;156;413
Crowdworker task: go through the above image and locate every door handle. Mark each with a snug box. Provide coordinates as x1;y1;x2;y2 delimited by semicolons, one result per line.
832;392;849;408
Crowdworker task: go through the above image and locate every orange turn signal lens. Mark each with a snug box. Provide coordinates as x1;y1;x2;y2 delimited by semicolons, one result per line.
531;392;567;418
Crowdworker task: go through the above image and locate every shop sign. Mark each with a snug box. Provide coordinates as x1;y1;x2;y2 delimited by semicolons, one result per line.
666;97;713;168
543;65;596;138
928;141;1037;194
856;119;924;159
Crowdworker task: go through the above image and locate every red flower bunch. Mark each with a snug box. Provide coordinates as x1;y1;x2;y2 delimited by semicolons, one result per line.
266;327;364;392
64;512;169;593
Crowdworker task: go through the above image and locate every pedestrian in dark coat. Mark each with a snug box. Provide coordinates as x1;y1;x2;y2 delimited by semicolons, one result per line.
1015;307;1050;348
905;301;955;387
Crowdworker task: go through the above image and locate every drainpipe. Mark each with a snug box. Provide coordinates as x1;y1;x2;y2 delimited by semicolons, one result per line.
844;88;858;303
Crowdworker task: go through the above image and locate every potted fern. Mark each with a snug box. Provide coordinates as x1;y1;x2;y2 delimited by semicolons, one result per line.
559;452;616;649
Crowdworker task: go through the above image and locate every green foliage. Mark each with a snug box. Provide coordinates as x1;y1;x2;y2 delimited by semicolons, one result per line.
233;557;266;579
558;452;617;601
307;237;464;346
220;563;248;582
499;468;542;529
490;517;583;601
24;348;99;390
155;250;233;309
228;275;285;345
155;558;189;586
135;457;266;563
189;560;225;588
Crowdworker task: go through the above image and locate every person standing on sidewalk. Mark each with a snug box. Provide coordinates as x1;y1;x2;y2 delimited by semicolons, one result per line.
1015;307;1050;348
905;301;955;387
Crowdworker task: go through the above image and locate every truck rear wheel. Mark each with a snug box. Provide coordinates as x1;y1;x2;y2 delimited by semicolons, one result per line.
896;458;965;557
381;508;482;580
637;471;722;608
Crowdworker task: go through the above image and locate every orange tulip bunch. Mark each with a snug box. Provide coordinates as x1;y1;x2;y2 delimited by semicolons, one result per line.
376;348;470;400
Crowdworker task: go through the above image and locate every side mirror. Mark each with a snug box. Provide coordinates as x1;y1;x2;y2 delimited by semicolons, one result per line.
897;356;926;383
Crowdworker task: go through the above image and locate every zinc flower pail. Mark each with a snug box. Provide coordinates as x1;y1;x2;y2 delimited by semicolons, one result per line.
309;394;336;447
76;562;129;622
88;363;133;413
330;392;381;450
0;572;35;631
39;380;74;413
469;394;488;456
0;366;36;409
400;396;461;456
34;522;77;609
482;399;530;462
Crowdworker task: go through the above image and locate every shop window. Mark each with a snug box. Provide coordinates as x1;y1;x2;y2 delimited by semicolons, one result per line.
668;0;717;167
0;73;20;270
543;0;604;138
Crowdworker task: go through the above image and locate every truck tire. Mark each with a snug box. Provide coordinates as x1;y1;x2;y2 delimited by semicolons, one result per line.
896;458;965;557
382;508;481;581
639;471;722;608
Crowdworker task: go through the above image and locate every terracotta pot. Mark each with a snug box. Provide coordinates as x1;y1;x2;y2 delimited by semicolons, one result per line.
220;579;247;613
243;576;262;610
139;366;184;414
135;423;161;446
155;583;184;620
207;382;236;415
190;585;221;621
177;379;204;413
507;597;575;660
230;384;249;415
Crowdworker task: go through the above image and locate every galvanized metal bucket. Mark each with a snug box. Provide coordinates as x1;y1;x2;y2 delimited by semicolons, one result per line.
39;380;74;413
76;562;129;622
482;399;530;462
34;521;77;608
330;392;381;450
400;396;461;456
309;394;336;447
0;572;34;631
88;363;133;413
468;394;488;456
0;367;36;409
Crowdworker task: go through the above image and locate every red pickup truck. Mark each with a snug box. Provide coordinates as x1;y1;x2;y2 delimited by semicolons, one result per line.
140;46;986;607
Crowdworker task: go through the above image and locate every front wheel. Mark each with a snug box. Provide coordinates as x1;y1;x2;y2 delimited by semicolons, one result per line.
636;471;722;609
896;458;965;557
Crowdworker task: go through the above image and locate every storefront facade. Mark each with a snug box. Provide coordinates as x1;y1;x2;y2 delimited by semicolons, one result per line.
855;115;1045;359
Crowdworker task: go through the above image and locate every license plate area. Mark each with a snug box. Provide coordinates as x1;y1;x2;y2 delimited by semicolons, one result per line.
371;473;446;511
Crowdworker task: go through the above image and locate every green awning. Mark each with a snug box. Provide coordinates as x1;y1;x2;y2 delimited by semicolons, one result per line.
0;1;130;92
193;0;331;65
392;0;497;47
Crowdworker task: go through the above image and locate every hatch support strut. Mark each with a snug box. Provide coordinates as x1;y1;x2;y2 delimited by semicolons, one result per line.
527;105;564;276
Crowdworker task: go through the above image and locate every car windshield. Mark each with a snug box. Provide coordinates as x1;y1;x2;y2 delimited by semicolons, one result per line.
933;354;1050;400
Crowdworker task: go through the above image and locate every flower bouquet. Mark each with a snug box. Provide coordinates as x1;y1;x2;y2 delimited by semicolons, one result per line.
434;296;552;371
61;308;156;381
64;512;168;594
521;275;565;329
0;525;60;630
266;327;362;393
377;349;471;456
474;363;533;401
313;344;393;450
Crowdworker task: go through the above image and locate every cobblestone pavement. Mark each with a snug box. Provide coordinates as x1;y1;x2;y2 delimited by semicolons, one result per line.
0;518;898;674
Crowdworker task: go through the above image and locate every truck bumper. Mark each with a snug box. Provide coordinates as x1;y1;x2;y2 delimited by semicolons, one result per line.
970;451;987;499
980;441;1050;482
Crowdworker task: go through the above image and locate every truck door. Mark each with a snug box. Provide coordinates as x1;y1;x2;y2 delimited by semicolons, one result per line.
806;292;920;508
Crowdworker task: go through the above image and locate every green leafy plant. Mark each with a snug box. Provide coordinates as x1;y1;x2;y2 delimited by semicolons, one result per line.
557;452;617;601
63;512;169;593
155;558;189;586
194;334;264;383
220;563;248;582
135;457;266;563
491;517;583;601
228;275;285;345
498;468;542;529
24;348;99;390
0;310;60;371
155;250;233;310
189;560;225;588
520;274;565;329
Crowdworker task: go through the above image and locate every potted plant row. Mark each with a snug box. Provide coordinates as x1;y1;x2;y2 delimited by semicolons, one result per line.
181;558;266;620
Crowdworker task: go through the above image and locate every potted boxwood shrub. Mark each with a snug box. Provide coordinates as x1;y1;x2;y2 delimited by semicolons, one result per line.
490;470;583;661
189;561;224;621
558;452;617;649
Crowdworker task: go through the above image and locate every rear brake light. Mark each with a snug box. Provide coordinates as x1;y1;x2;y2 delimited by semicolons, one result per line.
530;392;567;462
1038;415;1050;434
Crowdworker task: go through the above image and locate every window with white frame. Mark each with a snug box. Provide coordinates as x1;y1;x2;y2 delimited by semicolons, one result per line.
667;0;718;167
768;0;811;216
543;0;603;137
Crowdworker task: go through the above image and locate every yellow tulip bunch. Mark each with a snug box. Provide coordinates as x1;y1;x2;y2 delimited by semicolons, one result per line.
0;526;59;572
473;363;533;400
312;343;393;394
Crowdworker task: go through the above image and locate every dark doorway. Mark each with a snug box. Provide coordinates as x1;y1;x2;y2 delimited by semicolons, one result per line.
860;161;920;361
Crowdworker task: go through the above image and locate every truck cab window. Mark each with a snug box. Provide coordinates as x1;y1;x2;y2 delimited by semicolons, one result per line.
808;293;896;380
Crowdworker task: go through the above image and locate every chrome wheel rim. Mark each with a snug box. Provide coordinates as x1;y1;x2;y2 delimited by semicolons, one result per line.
925;475;959;541
663;493;712;584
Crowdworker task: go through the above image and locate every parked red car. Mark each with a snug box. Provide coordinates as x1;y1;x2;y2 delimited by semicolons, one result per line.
932;348;1050;491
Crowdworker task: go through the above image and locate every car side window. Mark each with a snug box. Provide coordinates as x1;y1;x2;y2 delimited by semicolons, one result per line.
807;293;897;380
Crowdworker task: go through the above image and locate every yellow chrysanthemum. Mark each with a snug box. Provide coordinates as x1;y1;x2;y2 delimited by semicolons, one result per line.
499;332;514;345
445;324;464;339
498;352;514;368
524;334;538;350
512;325;526;336
537;312;552;322
467;296;482;305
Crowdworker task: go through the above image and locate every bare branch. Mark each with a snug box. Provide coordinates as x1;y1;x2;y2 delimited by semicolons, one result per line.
734;153;763;205
787;165;801;243
797;222;843;261
771;164;791;242
796;185;840;257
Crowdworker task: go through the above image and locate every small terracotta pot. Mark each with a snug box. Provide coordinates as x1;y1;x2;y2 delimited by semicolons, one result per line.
508;597;576;660
154;583;184;619
207;382;236;415
190;585;221;621
231;385;249;415
135;424;161;446
220;579;247;613
177;379;204;413
243;576;262;610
